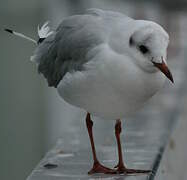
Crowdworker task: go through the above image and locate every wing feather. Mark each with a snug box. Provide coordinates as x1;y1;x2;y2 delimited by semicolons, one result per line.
32;8;130;87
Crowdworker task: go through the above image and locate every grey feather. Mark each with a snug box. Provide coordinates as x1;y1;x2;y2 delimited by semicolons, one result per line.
32;8;131;88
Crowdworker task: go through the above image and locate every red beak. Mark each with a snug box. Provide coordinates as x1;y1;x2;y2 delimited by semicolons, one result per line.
152;59;174;83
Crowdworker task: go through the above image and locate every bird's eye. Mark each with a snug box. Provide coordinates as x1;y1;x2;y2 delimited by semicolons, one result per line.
138;45;149;54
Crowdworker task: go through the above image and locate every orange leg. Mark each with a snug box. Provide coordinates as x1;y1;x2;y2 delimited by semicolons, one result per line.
86;113;115;174
114;119;151;174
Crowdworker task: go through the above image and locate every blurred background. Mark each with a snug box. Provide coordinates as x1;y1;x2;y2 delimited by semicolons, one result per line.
0;0;187;180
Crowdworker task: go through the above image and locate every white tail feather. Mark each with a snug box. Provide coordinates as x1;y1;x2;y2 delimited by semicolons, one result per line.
13;31;37;44
5;21;53;45
38;21;54;38
5;21;54;64
5;28;37;44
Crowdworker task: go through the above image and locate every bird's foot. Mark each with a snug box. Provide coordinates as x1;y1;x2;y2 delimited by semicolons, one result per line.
114;164;151;175
88;162;116;174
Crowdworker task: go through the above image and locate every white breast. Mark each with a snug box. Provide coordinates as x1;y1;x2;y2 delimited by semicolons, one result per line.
57;44;165;120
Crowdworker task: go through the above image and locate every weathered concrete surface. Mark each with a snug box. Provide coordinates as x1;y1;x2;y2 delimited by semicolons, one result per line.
156;98;187;180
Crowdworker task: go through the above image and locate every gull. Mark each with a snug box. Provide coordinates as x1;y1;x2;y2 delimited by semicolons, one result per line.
5;8;173;175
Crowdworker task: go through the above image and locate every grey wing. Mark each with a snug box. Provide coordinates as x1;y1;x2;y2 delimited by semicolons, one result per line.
33;11;107;88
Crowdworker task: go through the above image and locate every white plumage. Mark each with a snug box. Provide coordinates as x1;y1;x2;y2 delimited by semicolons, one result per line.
7;8;171;120
57;43;166;120
55;9;170;120
37;21;54;38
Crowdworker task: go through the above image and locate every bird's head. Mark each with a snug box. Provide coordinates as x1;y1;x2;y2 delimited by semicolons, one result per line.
129;20;173;83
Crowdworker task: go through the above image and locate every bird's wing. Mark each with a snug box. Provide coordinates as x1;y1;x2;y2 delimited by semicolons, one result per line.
32;9;131;88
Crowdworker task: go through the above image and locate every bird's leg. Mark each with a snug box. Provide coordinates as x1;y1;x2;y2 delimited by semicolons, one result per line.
114;119;124;169
86;113;115;174
114;119;151;174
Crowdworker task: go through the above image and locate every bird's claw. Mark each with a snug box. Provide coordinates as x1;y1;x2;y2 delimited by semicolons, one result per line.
89;162;151;175
88;162;116;174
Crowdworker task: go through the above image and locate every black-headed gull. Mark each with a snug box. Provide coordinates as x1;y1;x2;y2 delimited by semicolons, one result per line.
5;8;173;175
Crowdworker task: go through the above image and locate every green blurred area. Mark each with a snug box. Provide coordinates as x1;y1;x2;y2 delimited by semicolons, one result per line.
0;0;46;179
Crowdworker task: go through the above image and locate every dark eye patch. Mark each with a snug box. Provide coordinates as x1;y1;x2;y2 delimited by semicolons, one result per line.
138;45;149;54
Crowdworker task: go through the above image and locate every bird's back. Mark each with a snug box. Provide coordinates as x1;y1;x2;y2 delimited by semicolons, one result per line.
32;9;130;88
